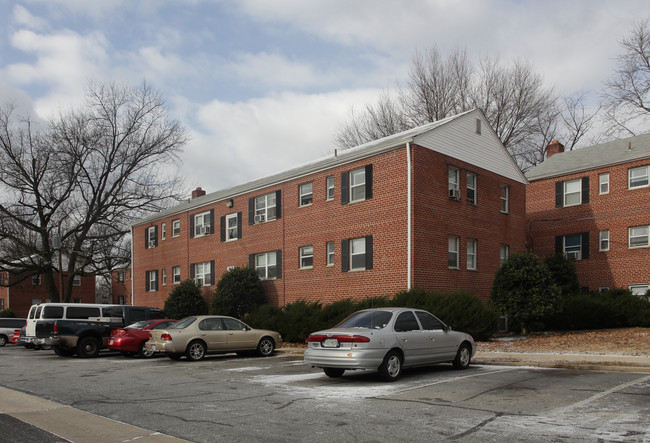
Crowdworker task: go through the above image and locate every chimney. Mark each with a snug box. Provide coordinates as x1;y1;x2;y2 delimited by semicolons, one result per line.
546;140;565;159
191;187;206;199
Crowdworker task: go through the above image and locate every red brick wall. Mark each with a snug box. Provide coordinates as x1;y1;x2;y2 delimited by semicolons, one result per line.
111;269;132;304
527;159;650;291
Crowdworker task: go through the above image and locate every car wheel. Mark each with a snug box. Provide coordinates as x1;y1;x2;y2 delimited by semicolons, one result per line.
0;335;7;346
256;337;275;357
378;350;403;382
139;342;154;358
54;345;75;357
186;340;206;361
323;368;345;378
77;337;101;358
453;343;472;369
167;353;183;360
41;345;52;350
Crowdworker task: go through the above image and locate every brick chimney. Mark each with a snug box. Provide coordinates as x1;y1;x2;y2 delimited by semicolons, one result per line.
191;187;206;199
546;140;565;159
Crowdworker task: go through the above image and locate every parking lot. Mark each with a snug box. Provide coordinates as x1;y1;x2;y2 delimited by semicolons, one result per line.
1;345;649;442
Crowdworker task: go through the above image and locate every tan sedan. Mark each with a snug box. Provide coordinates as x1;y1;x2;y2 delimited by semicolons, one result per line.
145;315;281;361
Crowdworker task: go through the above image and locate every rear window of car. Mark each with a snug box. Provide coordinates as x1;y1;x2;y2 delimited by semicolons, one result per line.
103;306;124;318
126;320;155;329
336;310;393;329
169;317;196;329
42;306;64;319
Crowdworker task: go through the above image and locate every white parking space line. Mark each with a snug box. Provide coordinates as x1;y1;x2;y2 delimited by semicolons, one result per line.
390;367;520;395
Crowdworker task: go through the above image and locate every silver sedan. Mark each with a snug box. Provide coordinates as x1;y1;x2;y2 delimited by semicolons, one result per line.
304;307;476;381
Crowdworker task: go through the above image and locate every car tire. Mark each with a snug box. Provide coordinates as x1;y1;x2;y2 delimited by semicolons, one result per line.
256;337;275;357
453;342;472;369
167;353;183;360
77;336;101;358
186;340;206;361
0;335;7;346
378;350;403;382
323;368;345;378
54;345;75;357
139;342;154;358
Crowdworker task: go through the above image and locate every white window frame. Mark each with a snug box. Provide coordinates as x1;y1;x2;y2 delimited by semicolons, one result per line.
500;184;509;214
467;239;477;270
194;261;210;286
172;266;181;284
629;284;649;299
73;275;81;286
225;213;239;241
448;236;459;269
148;271;157;292
161;222;166;240
32;274;41;285
147;226;156;247
349;168;366;203
326;176;335;201
448;166;460;199
326;241;334;266
161;268;167;286
349;237;367;271
599;230;610;251
172;220;180;237
299;246;314;269
117;271;125;283
466;172;477;205
599;173;610;195
629;225;649;248
563;178;582;207
628;166;649;189
194;211;211;237
255;252;278;280
500;244;509;265
254;193;277;223
299;182;313;207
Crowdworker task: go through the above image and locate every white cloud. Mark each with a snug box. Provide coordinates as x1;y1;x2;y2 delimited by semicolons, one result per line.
12;5;49;30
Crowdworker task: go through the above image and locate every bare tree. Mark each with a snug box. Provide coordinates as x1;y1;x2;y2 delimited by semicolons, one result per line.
0;81;188;302
602;19;650;137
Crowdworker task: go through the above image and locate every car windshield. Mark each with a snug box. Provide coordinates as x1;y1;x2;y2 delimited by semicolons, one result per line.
336;310;393;329
126;320;155;329
169;317;196;329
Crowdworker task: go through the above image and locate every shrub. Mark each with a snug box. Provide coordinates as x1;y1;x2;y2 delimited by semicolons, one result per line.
164;279;209;319
211;266;267;318
544;253;580;296
0;309;16;318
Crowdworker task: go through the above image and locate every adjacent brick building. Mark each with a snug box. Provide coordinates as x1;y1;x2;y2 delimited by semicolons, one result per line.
526;134;650;296
130;109;527;309
111;268;132;305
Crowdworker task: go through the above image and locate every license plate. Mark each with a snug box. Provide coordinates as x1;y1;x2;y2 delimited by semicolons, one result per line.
322;338;339;348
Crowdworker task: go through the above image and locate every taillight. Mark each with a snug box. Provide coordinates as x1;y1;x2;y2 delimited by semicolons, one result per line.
307;334;327;342
307;334;370;343
161;333;172;341
53;324;59;334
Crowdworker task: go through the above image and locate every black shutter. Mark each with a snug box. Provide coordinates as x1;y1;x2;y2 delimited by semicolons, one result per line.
582;177;590;204
365;164;373;200
275;250;282;278
365;235;373;270
189;214;195;239
555;181;563;207
248;198;255;225
341;239;349;272
209;260;215;285
145;271;150;292
341;172;349;205
237;212;242;239
190;264;195;280
249;254;255;269
209;209;215;234
145;229;149;249
154;270;159;291
555;236;563;254
275;190;282;220
581;232;590;260
153;226;158;246
220;216;226;242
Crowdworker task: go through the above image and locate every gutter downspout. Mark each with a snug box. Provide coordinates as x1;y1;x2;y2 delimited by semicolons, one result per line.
130;226;134;306
406;142;412;290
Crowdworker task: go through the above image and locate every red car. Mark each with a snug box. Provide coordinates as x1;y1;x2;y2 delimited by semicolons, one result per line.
108;319;176;357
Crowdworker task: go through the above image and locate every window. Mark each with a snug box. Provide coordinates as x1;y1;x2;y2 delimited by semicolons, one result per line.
32;274;41;285
466;172;477;205
192;210;213;237
161;222;166;240
629;225;649;248
629;166;649;189
73;275;81;286
191;261;214;286
629;285;649;299
448;236;459;269
145;270;158;292
500;244;509;265
221;213;241;241
161;268;167;286
599;230;610;251
299;182;313;207
599;173;610;194
556;233;590;260
341;165;372;204
117;271;125;283
299;246;313;269
341;236;373;272
326;241;334;266
326;176;335;201
172;220;180;237
252;251;281;280
251;191;279;224
172;266;181;284
467;239;477;270
448;167;460;200
146;226;157;248
500;184;509;213
563;179;582;206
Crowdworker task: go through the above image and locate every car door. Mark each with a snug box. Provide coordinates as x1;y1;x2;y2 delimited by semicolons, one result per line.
415;311;458;362
393;310;430;365
197;318;227;351
222;318;257;351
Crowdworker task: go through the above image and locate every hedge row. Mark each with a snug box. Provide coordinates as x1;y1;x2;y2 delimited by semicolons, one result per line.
243;289;499;343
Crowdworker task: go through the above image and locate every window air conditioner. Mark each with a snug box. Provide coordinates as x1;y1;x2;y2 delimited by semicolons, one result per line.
254;214;265;223
449;189;460;200
200;226;207;235
148;241;156;248
565;251;581;261
196;278;204;286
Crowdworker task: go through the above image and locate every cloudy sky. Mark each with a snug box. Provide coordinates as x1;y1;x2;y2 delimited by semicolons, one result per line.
0;0;647;194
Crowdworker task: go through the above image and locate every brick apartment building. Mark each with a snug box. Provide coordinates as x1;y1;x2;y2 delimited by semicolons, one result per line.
130;109;527;309
0;272;96;318
526;134;650;296
111;268;132;305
